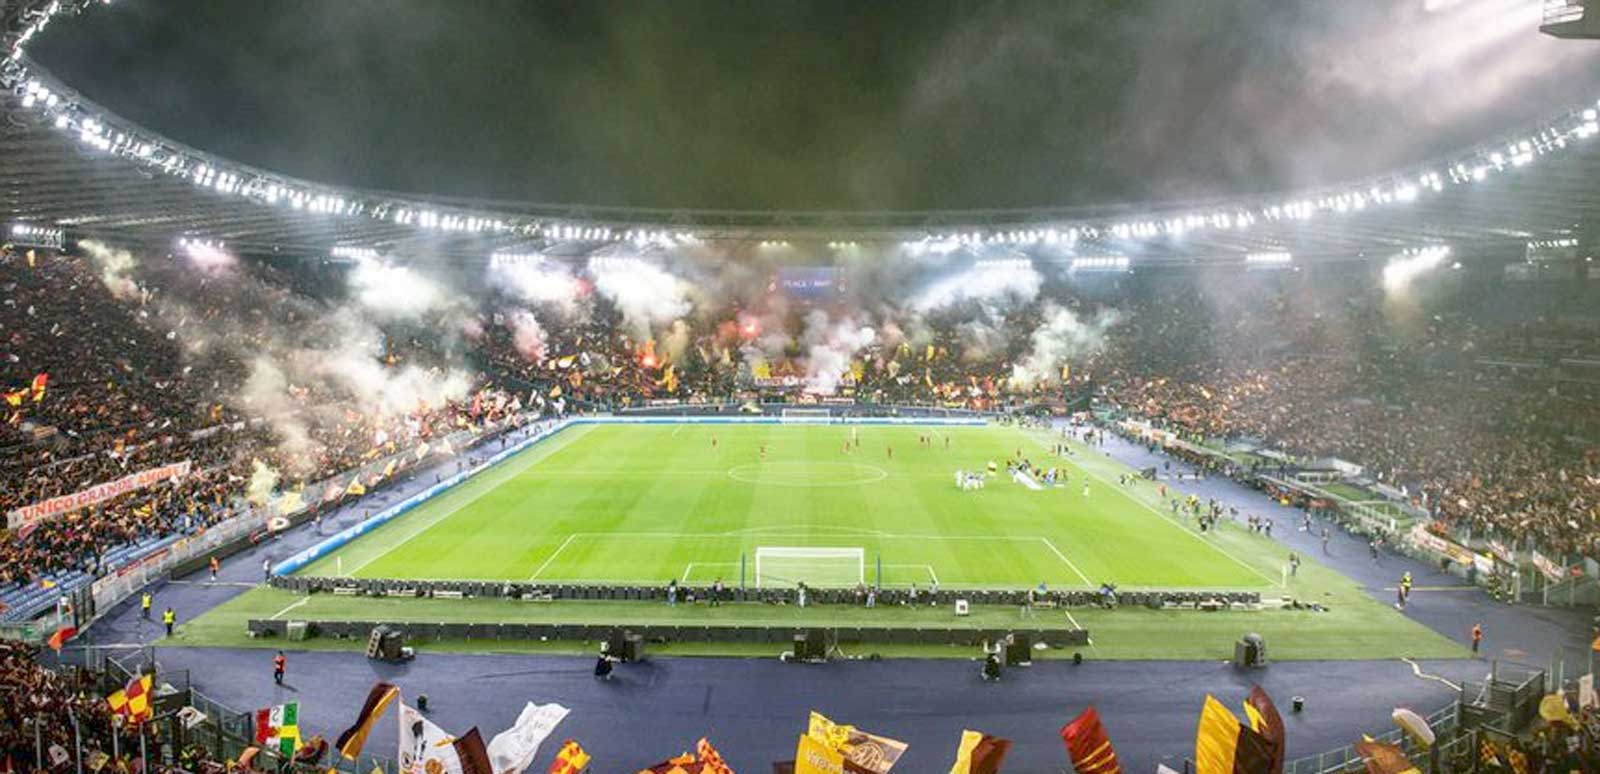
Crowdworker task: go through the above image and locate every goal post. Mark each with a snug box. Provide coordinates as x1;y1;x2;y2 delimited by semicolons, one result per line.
754;546;865;588
778;408;833;423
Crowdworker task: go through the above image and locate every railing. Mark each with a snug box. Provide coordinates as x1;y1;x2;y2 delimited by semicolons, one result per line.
1283;702;1458;774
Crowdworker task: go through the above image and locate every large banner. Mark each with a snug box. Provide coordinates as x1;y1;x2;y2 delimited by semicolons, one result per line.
1410;524;1494;575
1531;549;1566;583
7;461;192;531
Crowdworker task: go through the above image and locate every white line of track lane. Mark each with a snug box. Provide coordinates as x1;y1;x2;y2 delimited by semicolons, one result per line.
331;424;595;579
527;534;578;581
1026;430;1284;588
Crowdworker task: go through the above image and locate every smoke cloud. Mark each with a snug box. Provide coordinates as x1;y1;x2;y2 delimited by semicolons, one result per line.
1010;303;1121;390
587;256;692;337
78;240;141;300
800;310;876;395
506;308;548;361
348;256;454;318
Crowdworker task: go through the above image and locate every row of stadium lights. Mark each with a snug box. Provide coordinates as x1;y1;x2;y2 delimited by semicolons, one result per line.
5;1;1600;251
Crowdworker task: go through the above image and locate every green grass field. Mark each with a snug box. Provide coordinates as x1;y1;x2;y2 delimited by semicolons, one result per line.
172;421;1470;660
300;423;1278;590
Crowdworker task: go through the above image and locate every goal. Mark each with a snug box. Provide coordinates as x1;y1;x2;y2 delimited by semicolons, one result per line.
779;408;832;423
754;546;865;588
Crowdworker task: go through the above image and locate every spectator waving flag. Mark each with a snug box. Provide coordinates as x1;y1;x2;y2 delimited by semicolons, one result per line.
335;682;400;761
106;674;154;724
948;729;1010;774
695;738;733;774
486;702;570;774
398;702;492;774
1194;695;1274;774
255;702;302;757
30;372;47;402
546;740;590;774
1060;707;1120;774
1241;687;1285;774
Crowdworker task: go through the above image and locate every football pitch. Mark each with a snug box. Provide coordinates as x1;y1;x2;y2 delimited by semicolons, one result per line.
299;423;1282;591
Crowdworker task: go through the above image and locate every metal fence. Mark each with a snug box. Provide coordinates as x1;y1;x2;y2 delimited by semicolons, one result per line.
1283;702;1458;774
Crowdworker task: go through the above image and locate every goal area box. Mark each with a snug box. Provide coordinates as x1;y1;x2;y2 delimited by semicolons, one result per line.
754;546;865;588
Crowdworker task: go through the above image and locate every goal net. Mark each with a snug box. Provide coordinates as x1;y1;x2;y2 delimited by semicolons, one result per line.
754;546;865;588
779;408;832;422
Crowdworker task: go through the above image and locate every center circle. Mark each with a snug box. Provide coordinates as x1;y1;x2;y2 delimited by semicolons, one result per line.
725;461;889;488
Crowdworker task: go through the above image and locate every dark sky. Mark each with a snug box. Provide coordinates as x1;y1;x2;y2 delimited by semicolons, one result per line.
31;0;1600;211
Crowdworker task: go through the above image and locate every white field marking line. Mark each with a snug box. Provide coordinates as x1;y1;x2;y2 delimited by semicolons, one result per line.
728;525;890;537
1061;608;1096;648
528;533;578;582
1026;430;1282;588
1401;657;1462;691
1039;538;1094;586
553;530;1082;542
333;425;594;577
671;424;684;438
883;563;939;584
681;561;742;582
270;597;311;620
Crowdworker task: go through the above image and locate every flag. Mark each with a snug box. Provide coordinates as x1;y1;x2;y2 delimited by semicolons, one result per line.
346;478;367;497
546;740;589;774
486;702;570;774
2;389;24;407
30;373;47;402
399;703;492;774
638;755;697;774
107;674;154;723
335;682;400;761
47;625;76;653
948;730;1009;774
696;738;733;774
1390;709;1434;749
798;711;906;774
1194;695;1274;774
1352;739;1419;774
1241;686;1285;774
255;702;302;757
382;459;398;480
1060;707;1120;774
549;384;562;398
39;578;56;590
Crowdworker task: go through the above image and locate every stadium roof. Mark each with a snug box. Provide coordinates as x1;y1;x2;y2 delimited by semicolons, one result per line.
4;0;1600;266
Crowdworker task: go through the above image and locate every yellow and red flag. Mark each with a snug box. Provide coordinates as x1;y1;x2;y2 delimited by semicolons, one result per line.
547;740;590;774
107;674;154;723
695;738;733;774
1060;707;1120;774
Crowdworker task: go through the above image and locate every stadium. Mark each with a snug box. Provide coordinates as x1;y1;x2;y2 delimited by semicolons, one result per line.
3;0;1600;771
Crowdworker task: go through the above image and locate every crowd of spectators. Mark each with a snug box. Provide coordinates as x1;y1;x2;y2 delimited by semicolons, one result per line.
5;241;1600;595
0;246;526;592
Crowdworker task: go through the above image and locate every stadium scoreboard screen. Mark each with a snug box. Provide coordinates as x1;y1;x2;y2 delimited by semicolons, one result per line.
774;266;844;299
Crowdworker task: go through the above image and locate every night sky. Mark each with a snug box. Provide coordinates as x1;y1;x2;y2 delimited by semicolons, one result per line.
30;0;1600;211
